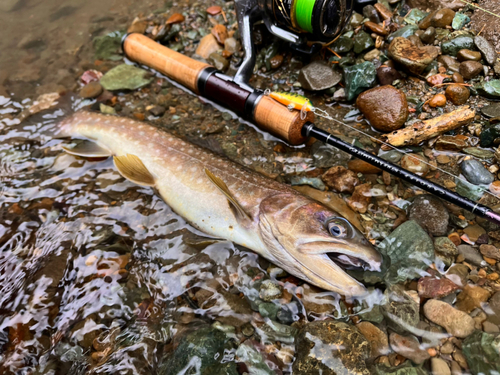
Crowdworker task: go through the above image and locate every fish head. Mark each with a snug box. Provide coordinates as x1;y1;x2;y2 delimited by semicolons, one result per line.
258;193;382;297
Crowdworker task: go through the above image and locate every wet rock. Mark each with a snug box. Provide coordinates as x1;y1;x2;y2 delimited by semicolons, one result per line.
211;24;227;44
445;84;470;105
476;80;500;100
364;22;388;36
446;263;469;287
224;38;240;54
461;159;494;185
431;357;451;375
401;154;429;176
333;35;354;53
389;332;430;364
293;321;370;375
421;27;436;44
405;8;429;26
196;34;221;59
354;31;375;54
388;25;419;43
356;86;409;132
311;142;350;168
166;13;185;25
298;61;342;91
376;65;403;86
158;325;236;375
100;64;153;91
28;92;60;115
481;103;500;118
363;5;380;23
434;237;458;267
208;53;229;71
438;55;460;73
236;343;276;374
417;276;460;298
459;61;483;80
80;82;103;99
347;183;372;214
452;72;464;83
452;12;470;30
408;195;449;236
378;220;434;284
431;9;455;27
427;73;451;87
457;49;482;62
456;178;486;201
486;292;500;325
322;166;359;194
457;244;486;266
474;35;497;66
464;224;486;243
269;55;283;69
300;284;337;316
441;36;475;57
462;330;500;374
149;105;166;117
388;37;435;75
423;299;475;338
258;303;279;320
455;285;491;313
356;321;390;358
291;176;326;190
373;362;428;375
429;94;447;108
480;244;500;261
381;285;420;334
364;49;381;61
343;61;377;101
93;31;123;61
259;280;283;301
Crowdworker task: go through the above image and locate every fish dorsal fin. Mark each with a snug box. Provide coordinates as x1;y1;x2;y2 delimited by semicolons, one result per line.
113;154;155;187
62;140;112;158
204;168;251;221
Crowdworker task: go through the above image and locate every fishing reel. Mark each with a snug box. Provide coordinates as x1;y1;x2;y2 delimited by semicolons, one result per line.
234;0;376;85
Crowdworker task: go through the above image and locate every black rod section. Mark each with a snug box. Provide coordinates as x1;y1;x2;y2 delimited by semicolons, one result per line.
303;123;500;226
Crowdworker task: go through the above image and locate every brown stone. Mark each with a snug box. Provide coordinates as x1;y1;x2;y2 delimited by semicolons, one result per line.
376;65;403;86
480;244;500;261
445;84;470;105
364;21;388;36
431;9;455;27
455;284;491;313
356;85;409;132
438;55;460;73
452;72;464;83
388;37;436;75
417;276;460;298
357;321;390;359
429;94;447;108
322;166;359;194
389;332;430;364
347;183;372;214
206;5;222;15
419;11;437;29
374;3;393;20
196;34;221;59
401;153;429;176
269;55;283;70
427;74;451;86
211;24;228;44
457;49;482;62
348;159;382;174
459;61;483;80
435;134;469;150
80;81;103;99
166;13;185;25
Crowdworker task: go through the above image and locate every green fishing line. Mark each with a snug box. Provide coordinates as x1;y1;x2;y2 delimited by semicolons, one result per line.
295;0;315;33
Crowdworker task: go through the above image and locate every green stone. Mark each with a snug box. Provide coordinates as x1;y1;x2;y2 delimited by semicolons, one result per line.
290;176;326;190
158;326;237;375
93;31;124;61
377;220;434;284
463;147;495;159
456;177;485;201
343;61;377;101
462;330;500;375
387;25;418;43
452;13;470;30
479;123;500;147
441;36;475;57
353;30;374;54
434;237;458;267
476;80;500;99
258;302;279;320
236;344;275;375
404;9;428;25
381;285;420;334
333;35;354;54
373;361;429;375
100;64;153;91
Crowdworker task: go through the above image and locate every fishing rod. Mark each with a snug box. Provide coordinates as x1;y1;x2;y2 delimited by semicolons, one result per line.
121;0;500;227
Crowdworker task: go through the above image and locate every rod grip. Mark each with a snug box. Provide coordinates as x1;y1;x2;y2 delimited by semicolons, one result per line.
123;33;209;93
253;96;313;145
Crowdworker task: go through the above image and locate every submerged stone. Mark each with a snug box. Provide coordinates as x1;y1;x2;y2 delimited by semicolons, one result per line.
93;31;124;61
476;80;500;100
408;195;449;236
381;285;420;334
462;330;500;374
377;220;434;284
343;61;377;101
100;64;153;91
441;36;475;57
461;158;494;185
236;344;275;375
456;177;485;201
373;361;428;375
293;321;371;375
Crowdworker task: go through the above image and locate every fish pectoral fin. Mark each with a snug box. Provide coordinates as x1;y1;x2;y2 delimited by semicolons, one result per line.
62;140;112;158
204;168;251;221
113;154;155;187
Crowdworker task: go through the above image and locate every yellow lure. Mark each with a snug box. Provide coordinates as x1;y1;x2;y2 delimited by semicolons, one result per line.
269;91;314;112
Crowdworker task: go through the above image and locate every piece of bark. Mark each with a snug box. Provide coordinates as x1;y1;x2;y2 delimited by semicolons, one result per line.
384;106;475;147
293;185;364;232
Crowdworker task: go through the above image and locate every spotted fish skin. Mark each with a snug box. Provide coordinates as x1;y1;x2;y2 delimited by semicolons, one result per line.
57;111;382;296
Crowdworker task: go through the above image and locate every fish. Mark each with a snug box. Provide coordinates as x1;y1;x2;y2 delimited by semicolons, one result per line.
56;111;382;297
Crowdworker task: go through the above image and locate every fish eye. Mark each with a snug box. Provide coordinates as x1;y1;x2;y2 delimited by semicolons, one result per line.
326;217;353;238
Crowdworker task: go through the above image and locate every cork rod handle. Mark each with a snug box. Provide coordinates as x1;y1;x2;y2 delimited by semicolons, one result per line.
123;33;209;93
